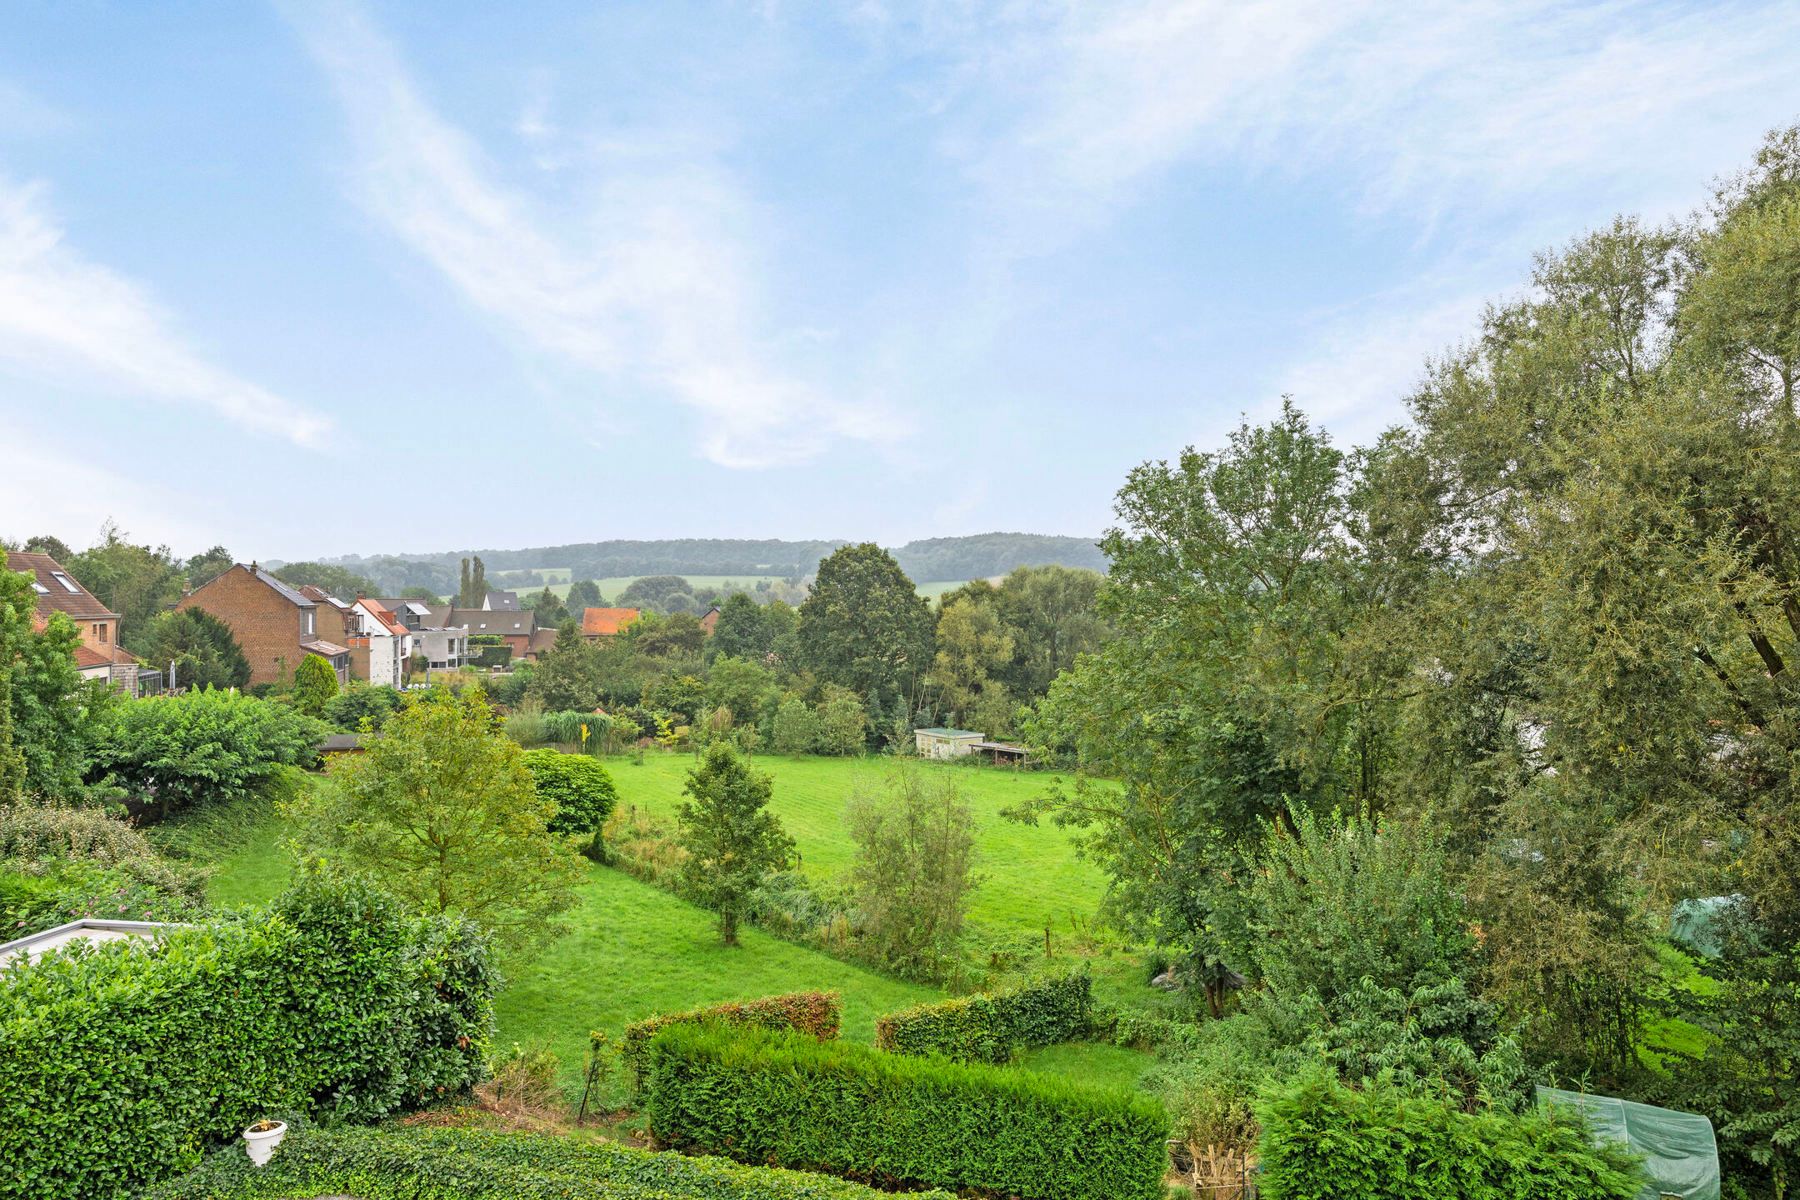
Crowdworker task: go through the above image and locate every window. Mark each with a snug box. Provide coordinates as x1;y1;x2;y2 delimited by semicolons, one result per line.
50;572;80;594
303;610;315;636
94;623;108;643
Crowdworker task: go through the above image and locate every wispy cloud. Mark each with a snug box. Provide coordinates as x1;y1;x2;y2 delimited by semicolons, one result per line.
917;1;1800;439
0;179;332;447
285;0;892;468
940;1;1800;241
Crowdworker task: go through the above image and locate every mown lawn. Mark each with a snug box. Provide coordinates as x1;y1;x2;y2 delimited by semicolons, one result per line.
497;867;939;1098
607;753;1111;945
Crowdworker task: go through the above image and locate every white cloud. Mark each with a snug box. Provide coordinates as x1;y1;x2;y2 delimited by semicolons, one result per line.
0;179;333;447
926;1;1800;441
285;0;892;468
946;1;1800;239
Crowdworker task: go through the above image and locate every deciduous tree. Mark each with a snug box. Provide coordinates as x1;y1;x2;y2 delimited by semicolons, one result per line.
302;690;583;955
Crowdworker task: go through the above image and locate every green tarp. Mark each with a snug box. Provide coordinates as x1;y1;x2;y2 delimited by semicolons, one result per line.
1669;895;1742;960
1536;1086;1720;1200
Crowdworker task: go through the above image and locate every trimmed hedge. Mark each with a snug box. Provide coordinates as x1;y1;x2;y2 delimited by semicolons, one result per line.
0;873;496;1200
149;1122;951;1200
1256;1069;1644;1200
876;971;1093;1063
622;990;839;1097
643;1021;1168;1200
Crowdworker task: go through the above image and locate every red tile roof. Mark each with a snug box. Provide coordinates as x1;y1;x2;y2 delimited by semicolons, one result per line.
354;599;408;639
581;607;641;636
5;552;117;622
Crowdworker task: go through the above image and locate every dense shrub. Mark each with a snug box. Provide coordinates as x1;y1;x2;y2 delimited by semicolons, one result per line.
149;1122;949;1199
644;1022;1168;1200
322;683;405;732
876;971;1093;1063
621;990;839;1097
0;872;496;1200
520;748;619;847
1255;1069;1644;1200
87;688;326;819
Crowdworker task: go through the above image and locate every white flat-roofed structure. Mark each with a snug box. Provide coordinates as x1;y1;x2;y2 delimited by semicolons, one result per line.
0;918;181;968
914;727;985;759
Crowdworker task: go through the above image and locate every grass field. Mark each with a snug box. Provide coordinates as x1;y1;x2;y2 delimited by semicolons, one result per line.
185;755;1149;1103
606;753;1111;946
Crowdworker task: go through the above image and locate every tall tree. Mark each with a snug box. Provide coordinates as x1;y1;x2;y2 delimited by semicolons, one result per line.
994;565;1106;696
68;524;184;644
797;544;934;711
183;545;235;589
675;743;793;945
566;579;603;609
927;595;1014;732
470;556;487;602
708;592;772;662
459;558;471;606
301;690;584;955
1030;402;1415;1003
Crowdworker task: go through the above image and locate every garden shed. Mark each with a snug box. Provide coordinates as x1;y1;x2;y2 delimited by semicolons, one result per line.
914;727;984;759
1536;1086;1720;1200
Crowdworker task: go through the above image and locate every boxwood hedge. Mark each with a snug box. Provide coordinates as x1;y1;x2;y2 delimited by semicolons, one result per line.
875;971;1093;1063
148;1122;953;1200
643;1021;1168;1200
621;989;839;1097
0;873;496;1200
1256;1068;1644;1200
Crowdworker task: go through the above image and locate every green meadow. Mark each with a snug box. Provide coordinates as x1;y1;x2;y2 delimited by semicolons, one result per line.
607;753;1112;945
190;753;1143;1100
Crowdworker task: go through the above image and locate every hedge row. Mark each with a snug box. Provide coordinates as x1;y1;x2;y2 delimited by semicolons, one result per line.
875;971;1094;1063
622;990;839;1097
1256;1069;1644;1200
0;873;496;1200
643;1021;1168;1200
149;1123;951;1200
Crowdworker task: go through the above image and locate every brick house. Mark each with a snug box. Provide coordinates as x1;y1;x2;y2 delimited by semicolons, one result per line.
176;564;350;688
448;606;536;659
5;551;140;694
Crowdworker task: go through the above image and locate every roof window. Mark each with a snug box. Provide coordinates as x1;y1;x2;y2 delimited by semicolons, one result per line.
50;572;80;594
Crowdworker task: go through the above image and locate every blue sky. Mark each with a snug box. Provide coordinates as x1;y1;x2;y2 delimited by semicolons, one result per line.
4;1;1800;560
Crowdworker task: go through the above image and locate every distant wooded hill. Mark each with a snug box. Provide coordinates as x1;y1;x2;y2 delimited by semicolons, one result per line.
318;533;1104;595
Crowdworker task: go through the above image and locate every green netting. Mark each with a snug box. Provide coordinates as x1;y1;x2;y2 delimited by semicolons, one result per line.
1537;1086;1720;1200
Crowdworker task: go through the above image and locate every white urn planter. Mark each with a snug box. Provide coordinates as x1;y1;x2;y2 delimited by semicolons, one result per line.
242;1120;287;1166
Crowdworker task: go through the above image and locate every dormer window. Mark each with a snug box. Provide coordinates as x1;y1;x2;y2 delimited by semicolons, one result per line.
304;610;316;636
